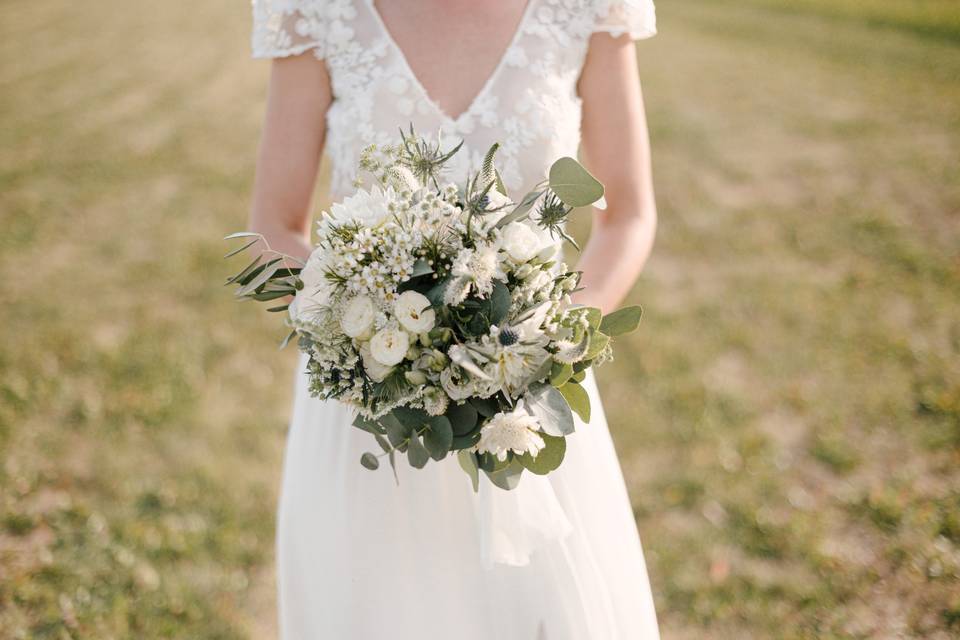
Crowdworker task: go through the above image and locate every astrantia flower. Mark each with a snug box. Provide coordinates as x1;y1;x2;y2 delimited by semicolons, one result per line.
394;290;435;333
327;186;396;228
476;406;545;461
369;325;410;366
340;295;376;339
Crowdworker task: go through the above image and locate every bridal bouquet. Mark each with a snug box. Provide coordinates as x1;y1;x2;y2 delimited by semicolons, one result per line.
225;129;642;491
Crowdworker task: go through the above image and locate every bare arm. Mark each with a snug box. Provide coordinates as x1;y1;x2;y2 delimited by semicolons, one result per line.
573;33;657;312
248;53;333;262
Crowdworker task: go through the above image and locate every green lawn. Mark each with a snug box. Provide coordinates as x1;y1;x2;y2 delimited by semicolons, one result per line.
2;0;958;638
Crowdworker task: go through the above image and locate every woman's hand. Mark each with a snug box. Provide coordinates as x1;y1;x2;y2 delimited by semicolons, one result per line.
573;32;658;313
248;52;333;263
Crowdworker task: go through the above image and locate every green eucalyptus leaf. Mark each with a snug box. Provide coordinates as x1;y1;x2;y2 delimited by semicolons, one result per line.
518;434;566;475
360;452;379;470
558;381;591;422
352;414;384;435
446;402;478;436
548;157;604;207
524;382;575;436
470;397;500;419
383;413;411;448
423;416;453;461
452;431;481;450
457;450;480;493
392;406;430;429
374;433;391;453
406;433;430;469
550;362;574;387
484;459;525;491
584;331;610;361
388;449;399;484
599;305;643;337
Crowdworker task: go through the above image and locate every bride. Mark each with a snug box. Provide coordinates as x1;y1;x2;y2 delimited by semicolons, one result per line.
249;1;660;638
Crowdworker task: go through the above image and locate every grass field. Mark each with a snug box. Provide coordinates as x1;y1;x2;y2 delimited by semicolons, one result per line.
2;0;959;638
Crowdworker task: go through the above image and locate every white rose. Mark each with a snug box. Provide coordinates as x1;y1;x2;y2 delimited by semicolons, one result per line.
360;345;394;382
369;326;410;366
340;295;376;339
394;290;435;333
501;222;542;263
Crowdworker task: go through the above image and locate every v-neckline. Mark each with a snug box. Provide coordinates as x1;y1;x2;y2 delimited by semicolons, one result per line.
366;0;535;125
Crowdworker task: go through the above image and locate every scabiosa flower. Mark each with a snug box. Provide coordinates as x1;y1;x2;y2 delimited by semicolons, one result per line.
476;406;545;461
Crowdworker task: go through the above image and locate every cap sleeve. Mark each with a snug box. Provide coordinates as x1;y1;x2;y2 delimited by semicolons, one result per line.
251;0;333;59
594;0;657;40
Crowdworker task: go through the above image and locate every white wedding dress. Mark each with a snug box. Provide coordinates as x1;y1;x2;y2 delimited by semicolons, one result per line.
252;1;660;638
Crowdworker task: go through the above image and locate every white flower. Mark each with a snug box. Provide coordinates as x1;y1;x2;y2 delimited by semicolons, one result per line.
485;340;549;398
369;325;410;366
360;345;394;382
340;295;376;339
446;240;505;304
327;186;396;228
423;387;449;416
440;366;476;401
476;406;545;461
394;290;435;333
501;222;542;263
290;252;333;322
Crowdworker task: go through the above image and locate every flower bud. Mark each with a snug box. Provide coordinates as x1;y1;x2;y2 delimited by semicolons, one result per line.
514;263;533;279
404;370;427;385
419;332;432;347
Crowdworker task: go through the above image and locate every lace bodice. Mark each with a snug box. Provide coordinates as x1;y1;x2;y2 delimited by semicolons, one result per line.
252;0;656;200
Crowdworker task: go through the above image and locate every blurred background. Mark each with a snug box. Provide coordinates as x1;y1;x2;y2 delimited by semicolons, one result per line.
2;0;959;638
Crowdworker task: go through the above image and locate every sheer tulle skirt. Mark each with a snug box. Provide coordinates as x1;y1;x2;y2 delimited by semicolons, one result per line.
276;354;660;639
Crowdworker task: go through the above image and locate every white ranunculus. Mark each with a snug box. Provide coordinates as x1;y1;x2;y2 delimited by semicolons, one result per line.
394;290;435;333
369;326;410;366
340;295;376;339
327;186;396;228
476;406;545;461
501;222;542;263
360;345;394;382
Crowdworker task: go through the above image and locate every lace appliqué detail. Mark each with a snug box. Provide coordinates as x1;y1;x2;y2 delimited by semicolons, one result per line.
251;0;656;197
